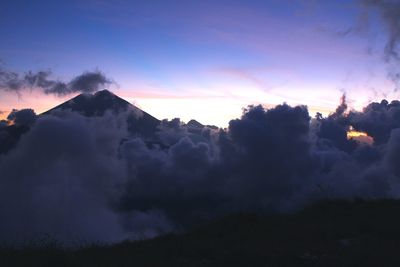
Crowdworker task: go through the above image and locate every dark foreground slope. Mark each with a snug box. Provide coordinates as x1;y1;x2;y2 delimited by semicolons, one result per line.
2;199;400;267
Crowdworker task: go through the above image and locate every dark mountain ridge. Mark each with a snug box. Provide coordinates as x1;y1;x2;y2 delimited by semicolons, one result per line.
0;90;160;154
44;90;151;118
44;90;161;138
0;90;216;154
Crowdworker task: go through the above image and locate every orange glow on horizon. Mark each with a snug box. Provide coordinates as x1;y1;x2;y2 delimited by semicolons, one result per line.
0;112;7;121
0;89;376;128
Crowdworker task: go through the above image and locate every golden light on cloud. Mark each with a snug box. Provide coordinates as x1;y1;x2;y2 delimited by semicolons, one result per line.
347;126;373;145
0;112;7;121
347;130;368;138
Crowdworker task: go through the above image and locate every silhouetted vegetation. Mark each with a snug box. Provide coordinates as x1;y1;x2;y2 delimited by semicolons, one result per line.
2;199;400;266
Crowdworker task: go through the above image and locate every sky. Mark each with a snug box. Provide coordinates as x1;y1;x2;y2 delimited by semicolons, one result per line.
5;0;400;246
0;0;398;126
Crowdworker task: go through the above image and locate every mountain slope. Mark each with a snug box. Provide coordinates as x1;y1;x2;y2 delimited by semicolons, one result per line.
3;199;400;266
0;90;161;155
44;90;160;137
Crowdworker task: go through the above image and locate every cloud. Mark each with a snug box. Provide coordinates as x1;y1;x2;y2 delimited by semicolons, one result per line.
361;0;400;86
0;67;113;96
44;71;112;96
348;99;400;144
217;104;315;212
2;97;400;246
6;109;37;126
362;0;400;61
0;111;129;245
314;95;358;153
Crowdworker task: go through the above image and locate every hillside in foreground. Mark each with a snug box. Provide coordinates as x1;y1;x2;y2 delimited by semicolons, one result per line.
2;199;400;267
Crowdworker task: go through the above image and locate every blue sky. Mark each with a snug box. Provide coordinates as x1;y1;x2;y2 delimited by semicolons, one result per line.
0;0;397;126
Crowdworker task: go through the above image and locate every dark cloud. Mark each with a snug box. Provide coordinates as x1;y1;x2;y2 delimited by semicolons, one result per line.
218;104;315;212
44;71;112;96
0;120;7;129
0;67;112;96
2;96;400;246
348;99;400;144
6;109;37;126
314;95;358;153
0;68;22;92
362;0;400;61
361;0;400;86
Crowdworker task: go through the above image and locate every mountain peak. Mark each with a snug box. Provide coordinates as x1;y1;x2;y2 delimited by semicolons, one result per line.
93;89;115;97
45;89;130;116
43;90;161;137
187;119;204;128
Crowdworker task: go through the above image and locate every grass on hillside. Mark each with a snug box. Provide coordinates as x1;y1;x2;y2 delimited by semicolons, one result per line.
2;199;400;267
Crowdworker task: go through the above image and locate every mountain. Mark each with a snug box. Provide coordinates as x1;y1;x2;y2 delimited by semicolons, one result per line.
44;90;160;138
187;119;204;128
0;90;161;154
186;119;218;131
0;90;220;154
46;90;136;116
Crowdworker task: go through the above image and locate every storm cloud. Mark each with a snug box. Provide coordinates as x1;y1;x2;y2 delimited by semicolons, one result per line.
1;94;400;246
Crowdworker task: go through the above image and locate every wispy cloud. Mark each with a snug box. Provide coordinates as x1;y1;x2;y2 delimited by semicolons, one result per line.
0;66;113;96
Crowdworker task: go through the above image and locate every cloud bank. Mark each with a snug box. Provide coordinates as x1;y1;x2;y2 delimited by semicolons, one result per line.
1;96;400;246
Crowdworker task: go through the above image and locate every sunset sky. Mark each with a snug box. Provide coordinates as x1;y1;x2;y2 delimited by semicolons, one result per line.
0;0;397;126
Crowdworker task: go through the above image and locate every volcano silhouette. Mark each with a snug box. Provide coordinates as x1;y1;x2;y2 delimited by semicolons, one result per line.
0;90;212;154
45;90;160;137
